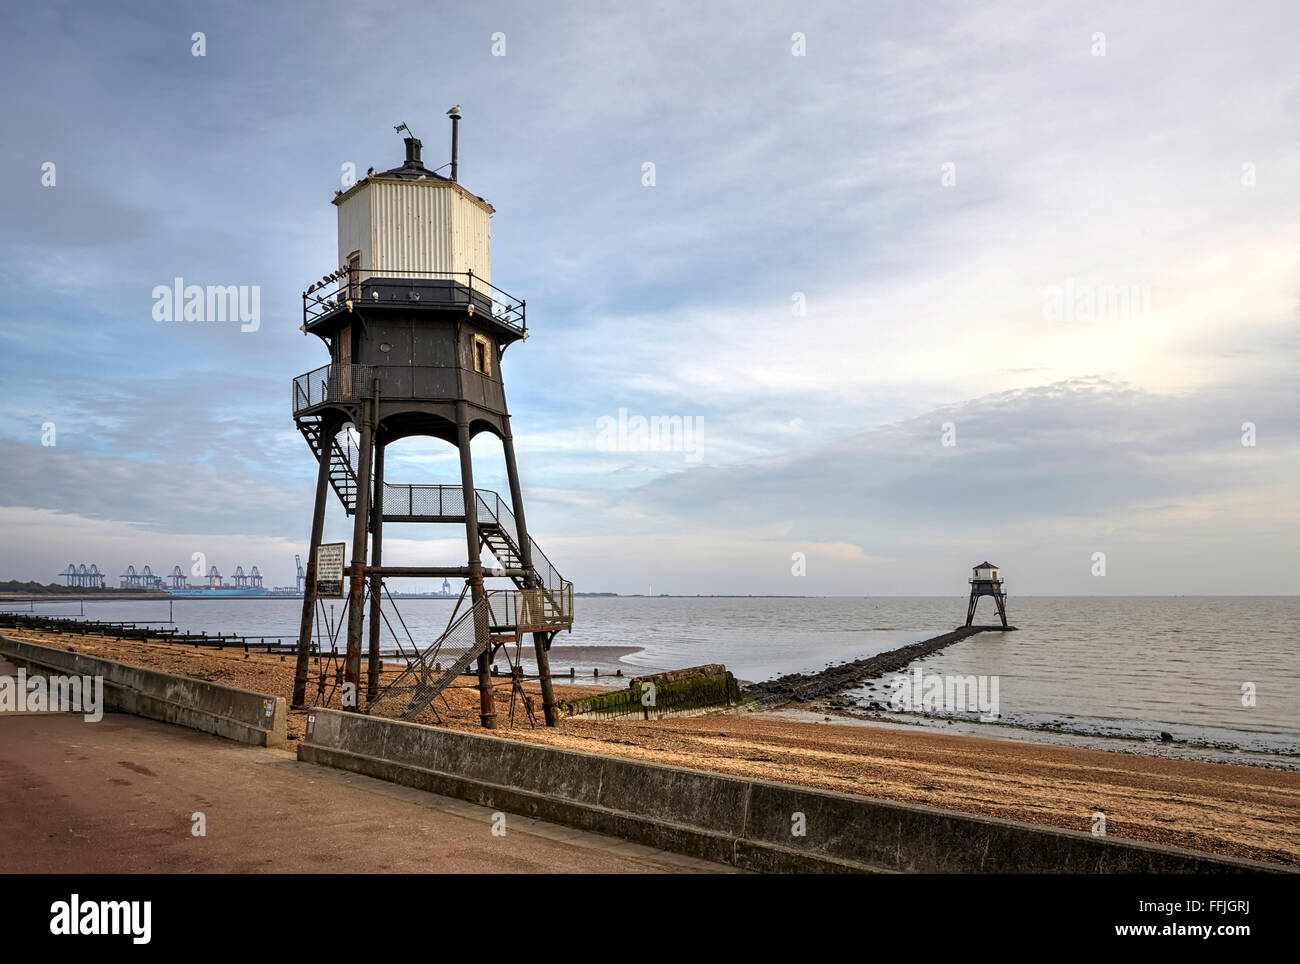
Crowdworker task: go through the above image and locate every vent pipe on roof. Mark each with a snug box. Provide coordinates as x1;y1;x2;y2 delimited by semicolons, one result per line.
404;137;422;165
449;109;461;181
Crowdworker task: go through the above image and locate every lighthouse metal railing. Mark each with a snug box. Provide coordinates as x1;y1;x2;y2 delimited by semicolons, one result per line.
379;483;466;520
367;584;569;722
302;266;525;333
292;363;501;414
483;587;570;634
292;363;374;414
368;481;573;625
364;593;490;721
473;490;572;623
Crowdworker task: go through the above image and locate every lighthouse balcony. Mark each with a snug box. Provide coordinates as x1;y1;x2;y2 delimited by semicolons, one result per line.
291;362;376;414
302;267;525;336
291;361;511;416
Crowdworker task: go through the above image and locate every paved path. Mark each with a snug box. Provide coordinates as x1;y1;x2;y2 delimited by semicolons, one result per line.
0;661;730;873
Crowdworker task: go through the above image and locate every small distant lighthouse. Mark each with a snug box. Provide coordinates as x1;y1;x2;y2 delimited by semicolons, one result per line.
964;561;1008;628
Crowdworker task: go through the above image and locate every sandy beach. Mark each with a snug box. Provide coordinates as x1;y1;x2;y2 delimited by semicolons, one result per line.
5;626;1298;866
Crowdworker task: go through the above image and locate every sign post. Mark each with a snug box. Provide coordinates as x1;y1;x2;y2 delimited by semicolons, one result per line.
315;542;346;598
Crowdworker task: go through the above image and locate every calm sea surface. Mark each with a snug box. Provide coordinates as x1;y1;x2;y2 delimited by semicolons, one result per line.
11;595;1298;758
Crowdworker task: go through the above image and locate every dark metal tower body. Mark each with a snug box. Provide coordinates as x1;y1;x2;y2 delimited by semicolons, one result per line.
964;561;1008;628
289;125;573;727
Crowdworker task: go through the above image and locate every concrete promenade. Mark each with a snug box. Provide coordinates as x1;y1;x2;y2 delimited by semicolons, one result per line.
0;660;731;874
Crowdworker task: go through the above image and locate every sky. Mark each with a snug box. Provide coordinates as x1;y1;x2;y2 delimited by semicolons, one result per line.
1;0;1297;596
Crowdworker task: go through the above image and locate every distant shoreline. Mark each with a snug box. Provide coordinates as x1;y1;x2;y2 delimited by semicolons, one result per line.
585;593;1300;598
0;592;170;602
4;588;1297;602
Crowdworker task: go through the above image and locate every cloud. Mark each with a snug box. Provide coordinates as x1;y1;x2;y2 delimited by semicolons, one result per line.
1;1;1298;594
535;377;1300;594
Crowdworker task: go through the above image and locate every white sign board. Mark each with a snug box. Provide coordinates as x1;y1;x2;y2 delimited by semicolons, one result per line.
315;542;346;598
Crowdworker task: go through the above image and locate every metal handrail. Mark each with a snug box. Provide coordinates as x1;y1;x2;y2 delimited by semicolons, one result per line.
367;593;491;721
355;481;574;624
484;588;571;633
290;363;374;413
302;266;525;333
369;583;571;722
475;492;570;606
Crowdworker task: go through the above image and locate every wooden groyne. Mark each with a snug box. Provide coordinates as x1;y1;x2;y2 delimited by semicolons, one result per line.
0;611;302;655
744;625;1016;708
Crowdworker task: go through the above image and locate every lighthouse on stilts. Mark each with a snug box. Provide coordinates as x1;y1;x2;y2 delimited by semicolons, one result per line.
964;561;1008;628
288;109;573;728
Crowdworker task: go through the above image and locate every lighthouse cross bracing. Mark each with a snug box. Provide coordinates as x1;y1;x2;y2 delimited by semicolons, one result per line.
289;120;571;729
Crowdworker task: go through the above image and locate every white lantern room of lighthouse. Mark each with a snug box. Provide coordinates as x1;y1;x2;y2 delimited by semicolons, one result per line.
333;147;494;287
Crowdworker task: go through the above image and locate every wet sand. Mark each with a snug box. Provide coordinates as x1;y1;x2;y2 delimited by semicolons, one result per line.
531;644;651;683
5;627;1298;866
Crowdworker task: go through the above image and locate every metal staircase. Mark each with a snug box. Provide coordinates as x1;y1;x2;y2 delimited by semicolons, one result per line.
364;595;493;721
296;415;361;512
471;490;573;629
365;586;562;721
296;418;573;623
294;417;574;720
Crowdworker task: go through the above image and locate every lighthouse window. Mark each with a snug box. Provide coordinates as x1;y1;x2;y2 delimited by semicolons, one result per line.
346;251;361;300
472;334;493;376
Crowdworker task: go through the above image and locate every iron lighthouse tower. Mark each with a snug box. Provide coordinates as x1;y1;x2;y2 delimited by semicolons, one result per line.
289;112;573;728
964;561;1008;628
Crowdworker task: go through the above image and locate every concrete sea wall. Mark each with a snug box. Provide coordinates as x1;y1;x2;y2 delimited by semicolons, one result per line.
0;635;286;746
299;707;1282;874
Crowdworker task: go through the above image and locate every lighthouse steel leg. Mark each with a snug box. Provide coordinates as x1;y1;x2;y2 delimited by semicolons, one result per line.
343;410;374;712
293;414;337;709
457;401;497;729
502;425;558;727
366;440;385;702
